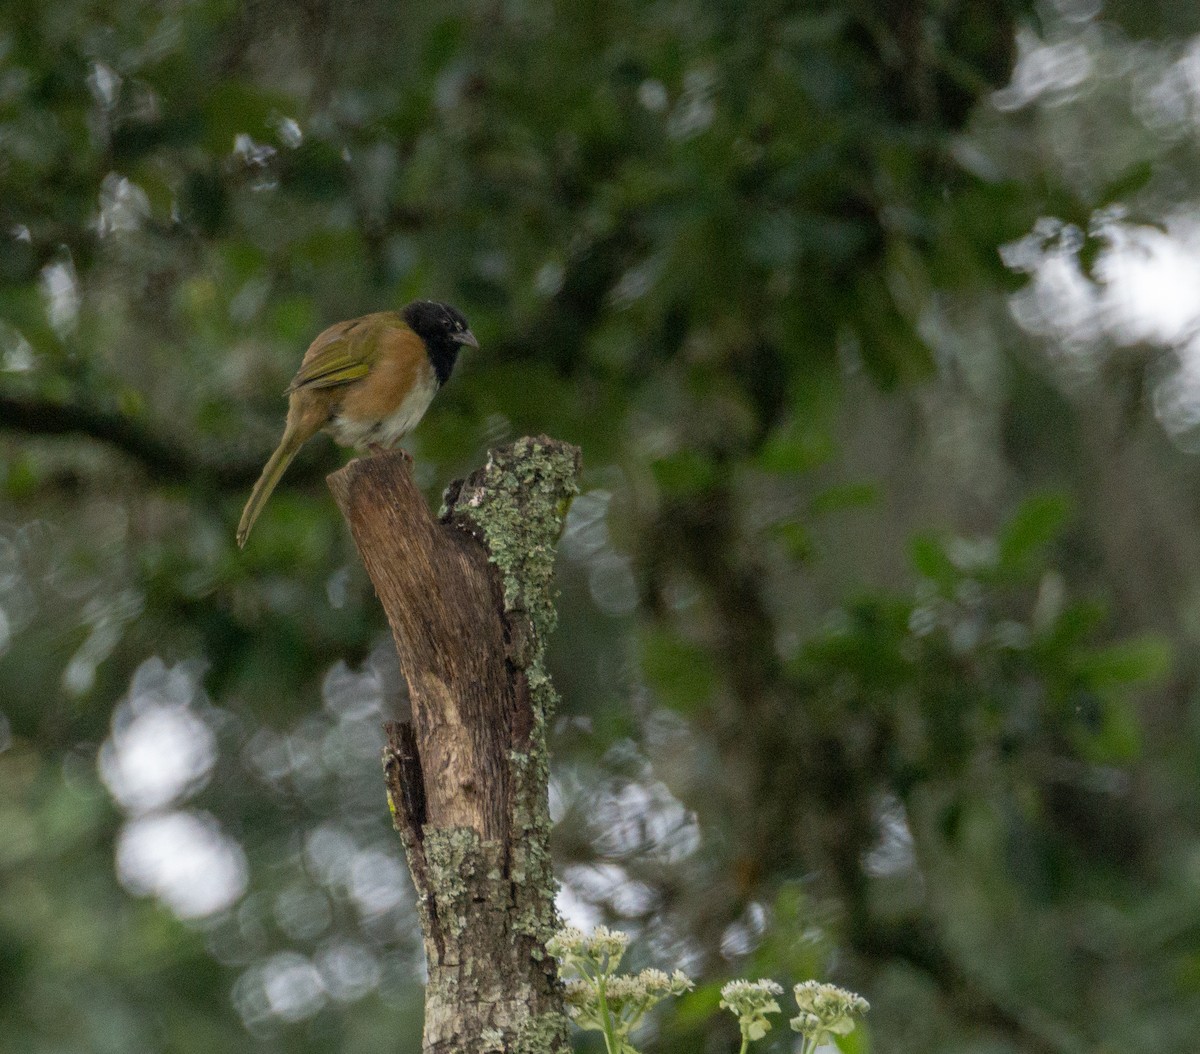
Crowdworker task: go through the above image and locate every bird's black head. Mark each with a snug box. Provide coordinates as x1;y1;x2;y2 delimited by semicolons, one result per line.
402;300;478;386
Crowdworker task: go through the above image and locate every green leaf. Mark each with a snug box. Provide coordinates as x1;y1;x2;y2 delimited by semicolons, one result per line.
651;450;719;496
1040;600;1106;652
422;15;466;72
671;983;723;1028
772;520;815;562
1098;159;1155;208
852;269;935;388
268;296;318;345
909;535;957;586
283;138;350;199
201;80;294;155
835;1021;870;1054
639;628;715;712
1077;636;1172;689
3;454;38;500
998;493;1070;574
758;418;834;474
1078;696;1142;763
809;481;880;517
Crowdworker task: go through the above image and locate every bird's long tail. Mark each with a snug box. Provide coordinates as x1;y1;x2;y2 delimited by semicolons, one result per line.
237;429;305;548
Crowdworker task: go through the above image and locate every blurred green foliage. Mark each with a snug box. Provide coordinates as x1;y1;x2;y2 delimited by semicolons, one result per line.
3;0;1200;1052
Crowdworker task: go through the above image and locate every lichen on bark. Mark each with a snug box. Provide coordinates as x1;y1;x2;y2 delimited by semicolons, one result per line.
442;435;581;959
443;434;580;645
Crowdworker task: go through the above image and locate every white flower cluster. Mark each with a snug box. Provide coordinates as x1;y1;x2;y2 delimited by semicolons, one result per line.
719;979;784;1043
548;926;693;1053
548;927;867;1054
547;925;630;972
790;980;870;1050
718;976;868;1052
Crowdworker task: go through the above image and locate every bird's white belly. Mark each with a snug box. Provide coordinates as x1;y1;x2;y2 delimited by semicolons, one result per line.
329;372;439;449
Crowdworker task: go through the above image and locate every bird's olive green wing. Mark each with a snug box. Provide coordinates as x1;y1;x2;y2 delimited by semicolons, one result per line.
286;312;408;393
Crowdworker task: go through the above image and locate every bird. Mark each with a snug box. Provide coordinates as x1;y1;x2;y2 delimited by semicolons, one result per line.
236;299;478;548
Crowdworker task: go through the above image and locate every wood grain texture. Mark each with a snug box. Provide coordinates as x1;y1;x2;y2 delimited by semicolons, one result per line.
328;436;581;1054
329;451;513;837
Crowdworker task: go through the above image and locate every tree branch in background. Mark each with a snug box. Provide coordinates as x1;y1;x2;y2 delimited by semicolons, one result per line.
327;437;580;1054
0;392;332;489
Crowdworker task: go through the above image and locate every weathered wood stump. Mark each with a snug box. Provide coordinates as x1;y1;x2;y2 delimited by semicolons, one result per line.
328;436;580;1054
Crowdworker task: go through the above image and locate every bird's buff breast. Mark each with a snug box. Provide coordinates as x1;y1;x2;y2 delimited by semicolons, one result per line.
327;370;439;449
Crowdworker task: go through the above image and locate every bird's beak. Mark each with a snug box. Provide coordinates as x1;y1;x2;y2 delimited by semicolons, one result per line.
453;329;480;350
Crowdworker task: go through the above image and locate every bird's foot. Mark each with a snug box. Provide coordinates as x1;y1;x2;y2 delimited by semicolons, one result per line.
367;441;412;463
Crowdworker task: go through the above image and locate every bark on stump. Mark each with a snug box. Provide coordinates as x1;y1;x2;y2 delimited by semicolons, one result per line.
327;436;579;1054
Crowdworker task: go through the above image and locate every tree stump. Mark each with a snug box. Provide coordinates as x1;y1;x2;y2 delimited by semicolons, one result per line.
327;436;580;1054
